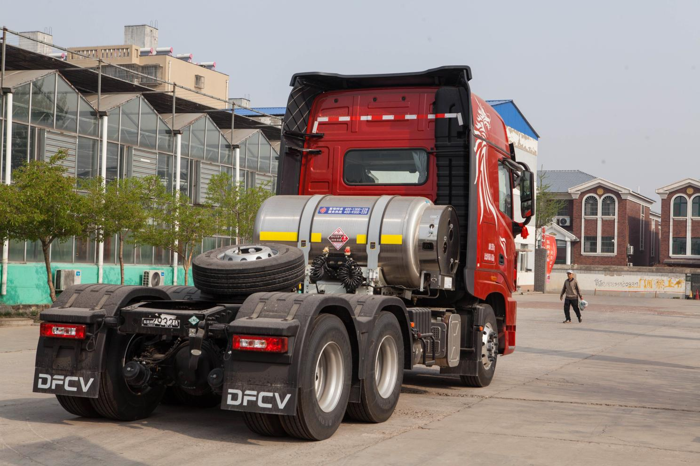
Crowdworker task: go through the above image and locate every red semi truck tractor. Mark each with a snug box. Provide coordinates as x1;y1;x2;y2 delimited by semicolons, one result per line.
32;67;534;441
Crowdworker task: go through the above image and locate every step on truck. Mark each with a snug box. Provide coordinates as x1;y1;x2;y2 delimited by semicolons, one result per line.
33;66;534;441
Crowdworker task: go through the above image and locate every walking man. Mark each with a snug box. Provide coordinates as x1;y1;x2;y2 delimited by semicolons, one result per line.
560;270;583;323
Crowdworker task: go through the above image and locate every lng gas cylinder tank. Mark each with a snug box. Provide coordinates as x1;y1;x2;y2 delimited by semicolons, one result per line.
253;195;459;289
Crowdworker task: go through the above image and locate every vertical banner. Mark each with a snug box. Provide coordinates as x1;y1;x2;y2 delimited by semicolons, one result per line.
543;234;557;283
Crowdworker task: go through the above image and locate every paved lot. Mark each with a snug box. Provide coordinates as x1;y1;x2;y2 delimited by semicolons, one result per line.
1;294;699;465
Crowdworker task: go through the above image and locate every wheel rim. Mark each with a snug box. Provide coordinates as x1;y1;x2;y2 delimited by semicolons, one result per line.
481;323;498;370
314;341;344;413
374;335;399;399
217;245;278;262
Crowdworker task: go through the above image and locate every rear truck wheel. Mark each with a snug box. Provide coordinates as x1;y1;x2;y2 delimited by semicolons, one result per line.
55;395;101;418
243;412;287;437
90;332;165;421
460;304;498;387
347;312;404;423
280;314;352;441
192;243;305;297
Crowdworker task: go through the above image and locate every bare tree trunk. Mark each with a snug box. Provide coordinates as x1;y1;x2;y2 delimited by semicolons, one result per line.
183;248;194;286
41;240;56;302
119;234;125;285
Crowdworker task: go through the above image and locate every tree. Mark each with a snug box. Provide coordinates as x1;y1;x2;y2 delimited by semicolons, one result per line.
138;179;218;286
82;177;151;285
206;173;274;243
0;152;88;302
535;171;565;244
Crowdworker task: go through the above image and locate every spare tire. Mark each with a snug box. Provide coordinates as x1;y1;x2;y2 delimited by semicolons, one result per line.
192;243;305;297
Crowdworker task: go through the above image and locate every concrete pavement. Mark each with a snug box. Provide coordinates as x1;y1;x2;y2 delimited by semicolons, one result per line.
1;294;699;465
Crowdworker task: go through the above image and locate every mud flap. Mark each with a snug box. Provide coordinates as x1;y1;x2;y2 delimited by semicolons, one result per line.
32;367;101;398
221;381;297;416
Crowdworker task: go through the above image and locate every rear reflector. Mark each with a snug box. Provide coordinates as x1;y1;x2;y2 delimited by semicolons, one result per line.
232;335;288;353
40;323;87;340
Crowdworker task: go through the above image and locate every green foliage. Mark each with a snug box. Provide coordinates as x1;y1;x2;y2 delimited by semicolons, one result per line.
0;151;88;301
536;171;565;237
206;173;274;242
137;178;218;286
82;177;152;284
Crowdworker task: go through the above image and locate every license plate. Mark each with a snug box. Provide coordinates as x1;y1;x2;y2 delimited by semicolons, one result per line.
142;314;180;329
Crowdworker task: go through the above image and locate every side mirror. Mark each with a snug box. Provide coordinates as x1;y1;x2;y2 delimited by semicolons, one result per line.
520;170;535;219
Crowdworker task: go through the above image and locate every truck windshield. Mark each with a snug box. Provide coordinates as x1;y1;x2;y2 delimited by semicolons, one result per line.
343;149;428;185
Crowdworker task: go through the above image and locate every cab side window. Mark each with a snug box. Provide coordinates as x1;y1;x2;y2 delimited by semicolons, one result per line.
498;163;513;218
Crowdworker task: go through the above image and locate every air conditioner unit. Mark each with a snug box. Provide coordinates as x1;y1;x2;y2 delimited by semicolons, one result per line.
143;270;165;287
55;270;81;291
554;216;571;227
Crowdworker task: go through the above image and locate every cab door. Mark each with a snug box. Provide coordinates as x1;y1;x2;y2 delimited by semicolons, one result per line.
496;161;517;291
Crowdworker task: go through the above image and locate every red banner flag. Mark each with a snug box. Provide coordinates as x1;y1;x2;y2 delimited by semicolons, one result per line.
543;234;557;282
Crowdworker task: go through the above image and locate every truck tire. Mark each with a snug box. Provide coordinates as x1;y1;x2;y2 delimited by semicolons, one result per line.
346;312;403;423
461;304;498;387
243;412;287;437
90;332;165;421
280;314;352;441
192;243;305;297
56;395;101;418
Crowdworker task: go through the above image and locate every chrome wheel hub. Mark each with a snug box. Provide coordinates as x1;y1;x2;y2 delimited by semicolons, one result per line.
218;245;277;262
481;323;498;370
375;335;399;399
315;341;344;413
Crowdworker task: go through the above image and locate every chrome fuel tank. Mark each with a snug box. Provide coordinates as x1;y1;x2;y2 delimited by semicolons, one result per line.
253;195;459;289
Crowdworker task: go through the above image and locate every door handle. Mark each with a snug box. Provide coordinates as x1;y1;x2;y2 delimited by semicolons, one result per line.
499;254;505;266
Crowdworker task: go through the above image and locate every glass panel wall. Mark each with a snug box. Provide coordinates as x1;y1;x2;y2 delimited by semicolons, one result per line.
139;102;158;149
205;119;219;162
157;152;173;191
258;137;271;173
13;83;30;123
11;123;29;175
120;98;139;146
77;137;99;180
190;117;205;159
78;98;99;137
55;78;78;132
30;74;56;127
245;132;259;170
158;117;173;153
107;108;120;141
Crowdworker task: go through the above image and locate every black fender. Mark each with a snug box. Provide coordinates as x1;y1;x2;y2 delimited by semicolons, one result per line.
222;292;412;415
33;285;169;398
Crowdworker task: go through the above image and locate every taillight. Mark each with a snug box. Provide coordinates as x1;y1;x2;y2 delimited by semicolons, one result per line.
40;323;87;340
232;335;288;353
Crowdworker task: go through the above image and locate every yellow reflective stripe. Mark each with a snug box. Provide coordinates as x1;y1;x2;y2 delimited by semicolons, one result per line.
356;234;367;244
311;233;322;243
380;234;403;245
259;232;298;242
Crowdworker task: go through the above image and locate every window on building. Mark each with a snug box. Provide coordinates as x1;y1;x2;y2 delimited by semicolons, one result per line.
135;245;154;264
77;137;99;180
8;240;25;262
258;136;271;173
205;119;220;163
139;102;158;149
11;123;29;175
120;98;139;146
692;238;700;256
107;108;120;141
26;241;43;262
498;163;513;218
181;126;191;157
190;118;206;159
557;204;569;216
245;132;259;170
74;237;95;263
584;236;597;253
673;197;687;217
78;98;99;137
51;237;73;263
692;197;700;218
12;83;31;123
601;236;615;254
555;240;567;264
601;196;615;217
195;75;205;90
672;237;687;255
105;142;120;182
584;196;598;216
30;74;56;127
157;152;173;191
343;149;429;186
158;117;173;153
650;221;656;257
55;78;79;132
